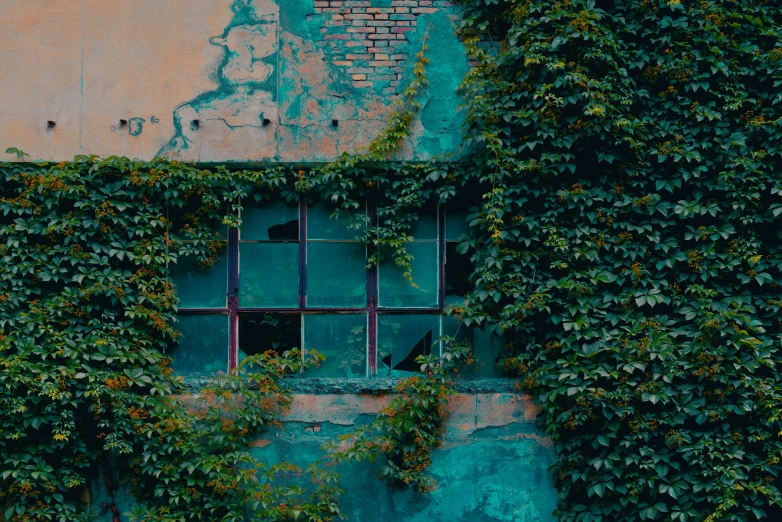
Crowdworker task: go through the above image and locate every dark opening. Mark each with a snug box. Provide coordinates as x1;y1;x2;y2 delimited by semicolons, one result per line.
119;119;128;127
47;120;56;129
266;220;299;241
238;313;301;361
331;119;339;128
191;119;200;130
445;244;474;299
262;118;271;126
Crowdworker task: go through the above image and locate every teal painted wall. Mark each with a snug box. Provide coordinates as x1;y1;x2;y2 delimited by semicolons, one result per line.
90;393;558;522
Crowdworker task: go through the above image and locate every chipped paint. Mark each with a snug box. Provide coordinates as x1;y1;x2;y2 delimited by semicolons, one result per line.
1;0;469;163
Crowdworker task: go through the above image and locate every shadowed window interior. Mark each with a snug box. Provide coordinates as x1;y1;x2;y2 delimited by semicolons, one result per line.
170;198;507;379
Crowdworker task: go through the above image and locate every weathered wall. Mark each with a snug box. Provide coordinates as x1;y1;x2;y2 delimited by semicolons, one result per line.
5;1;559;517
91;393;558;522
0;0;468;163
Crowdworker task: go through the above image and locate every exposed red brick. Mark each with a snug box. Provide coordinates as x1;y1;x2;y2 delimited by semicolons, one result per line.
353;80;373;87
370;60;396;66
352;73;367;80
346;53;372;60
368;33;396;39
412;7;437;13
347;26;375;32
391;27;414;33
325;33;351;39
333;60;354;66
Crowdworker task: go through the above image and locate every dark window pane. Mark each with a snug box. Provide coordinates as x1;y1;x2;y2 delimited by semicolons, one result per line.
445;208;470;241
445;243;473;304
379;205;438;240
409;206;438;239
241;201;299;241
377;314;440;378
307;203;364;240
306;242;366;308
171;249;228;309
240;243;300;308
170;314;228;379
378;242;439;308
442;315;505;377
237;313;301;367
304;314;367;378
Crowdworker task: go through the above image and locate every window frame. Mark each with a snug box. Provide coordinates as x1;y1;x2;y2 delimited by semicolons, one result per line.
176;199;451;377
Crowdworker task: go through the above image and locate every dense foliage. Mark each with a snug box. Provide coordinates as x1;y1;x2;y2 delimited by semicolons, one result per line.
2;0;782;521
454;0;782;520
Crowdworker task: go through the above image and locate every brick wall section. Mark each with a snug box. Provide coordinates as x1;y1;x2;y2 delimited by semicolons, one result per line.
307;0;463;95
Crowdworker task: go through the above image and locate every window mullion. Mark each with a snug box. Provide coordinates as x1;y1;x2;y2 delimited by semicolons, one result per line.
367;203;377;377
299;199;307;310
228;201;240;371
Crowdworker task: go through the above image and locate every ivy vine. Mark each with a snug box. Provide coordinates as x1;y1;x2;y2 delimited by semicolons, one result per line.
3;1;782;522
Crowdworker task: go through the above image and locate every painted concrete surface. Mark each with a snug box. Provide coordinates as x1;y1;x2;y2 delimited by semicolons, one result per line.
90;393;557;521
0;0;468;163
254;393;558;522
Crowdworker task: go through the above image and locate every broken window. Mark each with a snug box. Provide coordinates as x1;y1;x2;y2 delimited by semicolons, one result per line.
237;313;301;369
377;314;440;378
168;197;507;380
240;201;300;308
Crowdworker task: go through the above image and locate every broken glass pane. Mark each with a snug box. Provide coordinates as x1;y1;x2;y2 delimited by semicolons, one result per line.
378;242;439;308
304;314;367;378
442;315;505;377
240;243;299;308
307;202;364;240
306;242;366;308
237;313;302;369
171;249;228;309
170;314;228;379
377;314;440;378
241;200;299;241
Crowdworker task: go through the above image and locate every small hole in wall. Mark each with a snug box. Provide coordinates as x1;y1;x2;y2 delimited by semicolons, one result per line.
262;118;271;126
332;119;339;128
119;119;128;127
47;121;56;129
191;119;200;130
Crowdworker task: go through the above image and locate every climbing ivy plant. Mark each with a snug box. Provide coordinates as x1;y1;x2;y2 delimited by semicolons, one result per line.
2;1;782;521
452;0;782;521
